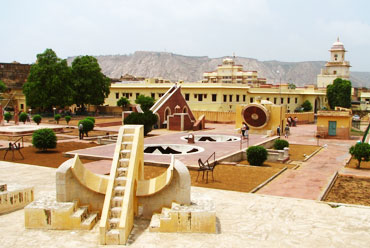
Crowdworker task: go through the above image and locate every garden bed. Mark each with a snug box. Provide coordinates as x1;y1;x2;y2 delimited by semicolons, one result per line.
1;142;101;168
324;175;370;206
346;157;370;170
144;163;285;193
288;144;321;161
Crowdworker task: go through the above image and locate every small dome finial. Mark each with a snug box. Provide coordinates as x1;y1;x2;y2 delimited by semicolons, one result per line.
337;36;340;42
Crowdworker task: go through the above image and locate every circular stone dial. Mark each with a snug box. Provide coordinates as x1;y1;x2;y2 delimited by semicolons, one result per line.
242;105;269;128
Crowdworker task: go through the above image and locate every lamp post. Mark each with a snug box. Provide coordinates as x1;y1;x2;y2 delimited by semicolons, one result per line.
28;108;32;123
53;107;56;123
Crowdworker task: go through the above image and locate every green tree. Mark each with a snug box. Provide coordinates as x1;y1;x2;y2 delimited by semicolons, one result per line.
54;114;61;124
32;128;57;151
4;112;12;123
78;119;94;137
246;146;268;166
65;115;71;124
71;56;111;110
326;78;352;109
288;83;296;89
349;142;370;169
117;97;130;110
124;111;158;135
23;49;73;110
135;95;155;112
273;139;289;150
19;112;28;124
301;100;312;112
32;114;42;125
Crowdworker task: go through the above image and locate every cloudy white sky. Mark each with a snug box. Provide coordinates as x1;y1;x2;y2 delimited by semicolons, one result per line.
2;0;370;71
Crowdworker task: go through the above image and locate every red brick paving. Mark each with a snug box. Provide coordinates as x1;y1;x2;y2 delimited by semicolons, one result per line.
257;124;360;200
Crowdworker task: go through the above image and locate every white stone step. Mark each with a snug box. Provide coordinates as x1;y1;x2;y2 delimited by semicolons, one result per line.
161;207;171;219
71;207;88;220
115;176;127;186
149;213;161;232
106;229;120;245
121;141;132;149
119;158;129;167
122;133;134;141
120;150;131;158
114;186;126;196
111;196;124;207
110;207;122;218
117;167;128;177
81;213;98;229
108;217;120;229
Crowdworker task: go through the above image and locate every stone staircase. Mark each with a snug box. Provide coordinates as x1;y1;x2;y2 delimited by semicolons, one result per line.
100;125;143;245
149;198;216;233
25;197;98;230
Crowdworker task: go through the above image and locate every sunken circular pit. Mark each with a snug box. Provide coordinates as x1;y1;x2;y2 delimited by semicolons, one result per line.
180;134;240;142
144;144;204;155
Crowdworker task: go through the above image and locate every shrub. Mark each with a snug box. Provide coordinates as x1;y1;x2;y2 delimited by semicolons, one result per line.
246;146;268;166
117;97;130;110
32;128;57;151
78;119;94;136
124;111;158;135
4;112;11;123
301;100;312;112
273;139;289;150
65;115;71;124
32;114;42;125
349;142;370;169
135;95;155;112
85;116;95;124
19;112;28;123
54;114;61;124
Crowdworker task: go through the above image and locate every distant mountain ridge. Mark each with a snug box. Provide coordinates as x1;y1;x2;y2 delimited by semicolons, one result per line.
67;51;370;87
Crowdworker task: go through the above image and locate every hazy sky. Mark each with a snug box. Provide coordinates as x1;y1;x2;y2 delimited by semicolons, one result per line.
2;0;370;71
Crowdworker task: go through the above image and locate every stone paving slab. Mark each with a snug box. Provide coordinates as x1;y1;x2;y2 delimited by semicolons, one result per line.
258;124;360;200
66;126;270;167
1;161;370;247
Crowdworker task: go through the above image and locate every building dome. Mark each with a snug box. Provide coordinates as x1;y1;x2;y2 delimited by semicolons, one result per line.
222;58;234;65
330;37;345;51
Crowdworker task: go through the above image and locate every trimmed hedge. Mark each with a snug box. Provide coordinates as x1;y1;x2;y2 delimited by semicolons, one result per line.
19;112;28;123
65;115;71;124
4;112;11;122
85;116;95;124
32;128;57;151
124;111;158;136
273;139;289;150
246;146;268;166
78;119;94;136
54;114;61;124
32;114;42;125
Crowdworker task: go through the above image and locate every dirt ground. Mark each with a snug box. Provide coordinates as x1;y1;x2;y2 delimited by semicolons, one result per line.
144;162;285;193
238;160;297;169
324;175;370;206
0;134;75;143
36;116;122;126
1;142;100;168
346;157;370;170
288;144;321;161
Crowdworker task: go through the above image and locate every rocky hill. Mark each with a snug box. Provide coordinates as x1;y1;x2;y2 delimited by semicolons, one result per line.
67;51;370;87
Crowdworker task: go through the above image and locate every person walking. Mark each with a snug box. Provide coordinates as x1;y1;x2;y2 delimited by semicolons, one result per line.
284;124;290;138
78;123;84;140
277;125;281;136
245;124;249;139
241;122;247;138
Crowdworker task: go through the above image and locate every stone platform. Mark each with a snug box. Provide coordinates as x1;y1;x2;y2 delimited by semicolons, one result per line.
1;161;370;247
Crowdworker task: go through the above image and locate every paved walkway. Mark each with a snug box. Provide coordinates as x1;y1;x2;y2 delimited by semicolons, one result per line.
1;161;370;247
258;124;360;200
66;125;270;167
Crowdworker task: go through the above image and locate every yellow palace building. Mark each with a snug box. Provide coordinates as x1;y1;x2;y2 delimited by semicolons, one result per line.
104;58;328;114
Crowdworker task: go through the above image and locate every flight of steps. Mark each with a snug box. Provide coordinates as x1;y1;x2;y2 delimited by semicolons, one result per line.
71;200;99;230
25;197;98;230
103;127;134;245
149;198;216;233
